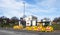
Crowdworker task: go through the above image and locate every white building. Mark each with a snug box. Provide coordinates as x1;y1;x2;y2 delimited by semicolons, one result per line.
24;15;37;26
41;18;52;26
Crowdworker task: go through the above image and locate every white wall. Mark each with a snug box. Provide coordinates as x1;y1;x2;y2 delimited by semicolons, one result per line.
26;20;31;26
32;20;37;26
24;16;37;26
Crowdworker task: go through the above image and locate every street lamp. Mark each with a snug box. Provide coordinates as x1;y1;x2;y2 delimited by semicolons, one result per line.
23;2;26;18
19;2;26;26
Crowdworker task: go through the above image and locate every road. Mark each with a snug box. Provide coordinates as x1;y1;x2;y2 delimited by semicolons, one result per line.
0;30;38;35
0;28;60;35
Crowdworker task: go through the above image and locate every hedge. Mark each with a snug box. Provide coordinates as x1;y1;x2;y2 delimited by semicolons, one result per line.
52;24;60;30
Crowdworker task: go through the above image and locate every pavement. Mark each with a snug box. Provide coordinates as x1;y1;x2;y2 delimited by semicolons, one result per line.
0;28;60;35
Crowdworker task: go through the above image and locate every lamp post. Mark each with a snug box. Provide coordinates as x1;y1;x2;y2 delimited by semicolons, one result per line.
23;2;26;18
19;2;26;26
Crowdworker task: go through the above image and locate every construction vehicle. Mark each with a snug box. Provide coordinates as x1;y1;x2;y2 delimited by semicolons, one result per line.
45;26;53;32
25;26;32;31
13;23;53;32
25;24;53;32
13;25;23;30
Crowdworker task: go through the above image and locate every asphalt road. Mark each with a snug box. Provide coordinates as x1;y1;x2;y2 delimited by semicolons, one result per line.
0;30;38;35
0;28;60;35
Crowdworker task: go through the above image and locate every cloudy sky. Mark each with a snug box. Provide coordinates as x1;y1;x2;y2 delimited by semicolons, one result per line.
0;0;60;20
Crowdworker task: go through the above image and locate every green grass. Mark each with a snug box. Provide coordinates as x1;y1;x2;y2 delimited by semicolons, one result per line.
52;24;60;30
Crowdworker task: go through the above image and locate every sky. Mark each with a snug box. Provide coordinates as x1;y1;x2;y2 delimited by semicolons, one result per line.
0;0;60;20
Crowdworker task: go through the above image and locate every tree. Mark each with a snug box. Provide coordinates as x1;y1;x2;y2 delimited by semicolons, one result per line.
0;16;10;27
10;16;19;26
0;16;19;27
53;17;60;22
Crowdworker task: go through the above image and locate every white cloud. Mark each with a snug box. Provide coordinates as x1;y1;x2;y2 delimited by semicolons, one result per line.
25;0;57;14
0;0;25;18
0;0;60;20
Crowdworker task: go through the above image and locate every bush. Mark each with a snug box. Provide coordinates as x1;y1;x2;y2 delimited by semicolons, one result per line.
52;24;60;30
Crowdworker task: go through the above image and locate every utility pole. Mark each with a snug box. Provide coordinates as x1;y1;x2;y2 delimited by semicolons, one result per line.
23;2;25;18
19;2;26;26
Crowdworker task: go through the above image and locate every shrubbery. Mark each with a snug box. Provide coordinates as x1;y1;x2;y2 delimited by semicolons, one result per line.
52;24;60;30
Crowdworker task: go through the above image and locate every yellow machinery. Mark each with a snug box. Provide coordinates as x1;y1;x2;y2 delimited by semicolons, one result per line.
13;25;23;30
25;22;54;32
13;18;54;32
37;26;45;32
25;26;32;31
13;24;53;32
45;26;53;32
31;26;38;31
